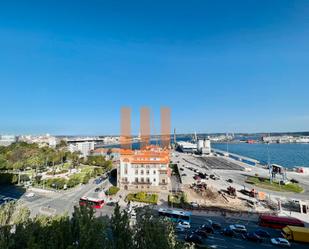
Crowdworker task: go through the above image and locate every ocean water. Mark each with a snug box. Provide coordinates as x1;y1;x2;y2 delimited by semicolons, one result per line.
212;143;309;168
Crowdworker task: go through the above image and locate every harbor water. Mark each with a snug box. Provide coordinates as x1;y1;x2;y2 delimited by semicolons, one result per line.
212;143;309;169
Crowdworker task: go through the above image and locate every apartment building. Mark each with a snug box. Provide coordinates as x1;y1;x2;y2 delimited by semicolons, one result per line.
117;146;171;192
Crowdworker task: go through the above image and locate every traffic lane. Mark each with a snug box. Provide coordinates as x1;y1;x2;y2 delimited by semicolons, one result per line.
179;215;307;249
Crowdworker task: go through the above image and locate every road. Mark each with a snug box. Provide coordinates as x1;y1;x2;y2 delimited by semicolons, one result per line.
176;213;308;249
1;176;114;217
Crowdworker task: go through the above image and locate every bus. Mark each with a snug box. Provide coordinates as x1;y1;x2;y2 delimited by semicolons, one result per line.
158;208;191;223
79;196;105;209
259;215;305;229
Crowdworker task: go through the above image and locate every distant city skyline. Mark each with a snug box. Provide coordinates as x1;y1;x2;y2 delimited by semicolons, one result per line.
1;1;309;135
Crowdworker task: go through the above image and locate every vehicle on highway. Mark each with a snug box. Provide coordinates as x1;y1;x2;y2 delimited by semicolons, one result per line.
221;227;235;237
184;234;203;244
177;221;190;229
199;224;214;234
181;173;187;177
282;226;309;243
25;192;35;197
158;208;191;223
271;238;291;247
193;229;208;238
254;229;270;238
242;232;263;242
229;224;247;234
259;215;305;229
79;196;105;209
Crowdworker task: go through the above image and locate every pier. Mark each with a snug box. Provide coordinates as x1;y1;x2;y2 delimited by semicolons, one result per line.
212;148;260;166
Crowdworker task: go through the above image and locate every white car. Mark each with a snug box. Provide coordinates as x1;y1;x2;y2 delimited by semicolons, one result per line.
25;192;35;197
271;238;291;247
229;224;247;233
190;202;199;208
176;221;191;229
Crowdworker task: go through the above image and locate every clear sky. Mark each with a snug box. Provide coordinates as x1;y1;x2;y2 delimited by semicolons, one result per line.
0;0;309;135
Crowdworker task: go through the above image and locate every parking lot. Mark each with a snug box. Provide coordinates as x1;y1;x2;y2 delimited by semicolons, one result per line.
176;213;308;249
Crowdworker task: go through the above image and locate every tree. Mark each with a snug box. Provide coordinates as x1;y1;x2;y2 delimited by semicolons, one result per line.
110;204;134;249
0;154;8;170
134;208;185;249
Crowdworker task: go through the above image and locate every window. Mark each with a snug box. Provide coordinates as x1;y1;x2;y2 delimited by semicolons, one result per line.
146;178;150;183
146;170;149;175
153;170;156;174
135;169;138;174
141;177;144;183
162;179;166;184
135;177;138;183
153;178;156;182
141;170;144;175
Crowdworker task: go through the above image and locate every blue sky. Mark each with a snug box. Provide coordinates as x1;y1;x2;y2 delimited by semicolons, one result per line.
0;0;309;135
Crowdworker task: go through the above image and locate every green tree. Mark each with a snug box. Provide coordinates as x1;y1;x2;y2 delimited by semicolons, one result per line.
110;204;134;249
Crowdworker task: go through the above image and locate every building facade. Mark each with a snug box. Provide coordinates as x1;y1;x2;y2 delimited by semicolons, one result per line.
118;146;171;192
0;135;16;146
68;141;95;157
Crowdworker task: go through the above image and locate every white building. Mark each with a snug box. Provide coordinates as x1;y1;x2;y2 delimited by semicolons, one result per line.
118;146;171;192
197;139;211;154
68;142;95;157
0;135;16;146
18;134;58;147
176;141;197;153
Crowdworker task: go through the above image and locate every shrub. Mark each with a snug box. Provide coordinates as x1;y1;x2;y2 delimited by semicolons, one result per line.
106;186;120;195
45;178;66;189
126;192;158;204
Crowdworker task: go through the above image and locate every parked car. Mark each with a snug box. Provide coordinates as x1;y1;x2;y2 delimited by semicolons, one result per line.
180;168;184;171
177;221;191;229
227;179;233;183
242;232;263;242
193;175;201;181
181;173;187;177
254;229;270;238
222;227;235;237
229;224;247;234
199;224;214;234
184;234;203;244
94;187;101;192
190;201;199;208
212;222;222;230
290;178;299;184
193;229;208;238
271;238;291;247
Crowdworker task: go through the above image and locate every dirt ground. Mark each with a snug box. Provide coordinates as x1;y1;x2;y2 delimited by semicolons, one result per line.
184;185;249;212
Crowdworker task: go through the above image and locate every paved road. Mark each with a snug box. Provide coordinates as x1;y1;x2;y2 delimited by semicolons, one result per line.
176;213;308;249
17;177;113;216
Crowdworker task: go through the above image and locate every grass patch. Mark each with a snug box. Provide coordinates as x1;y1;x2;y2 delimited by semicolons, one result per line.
106;186;120;195
245;176;304;193
126;192;158;204
168;192;188;208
